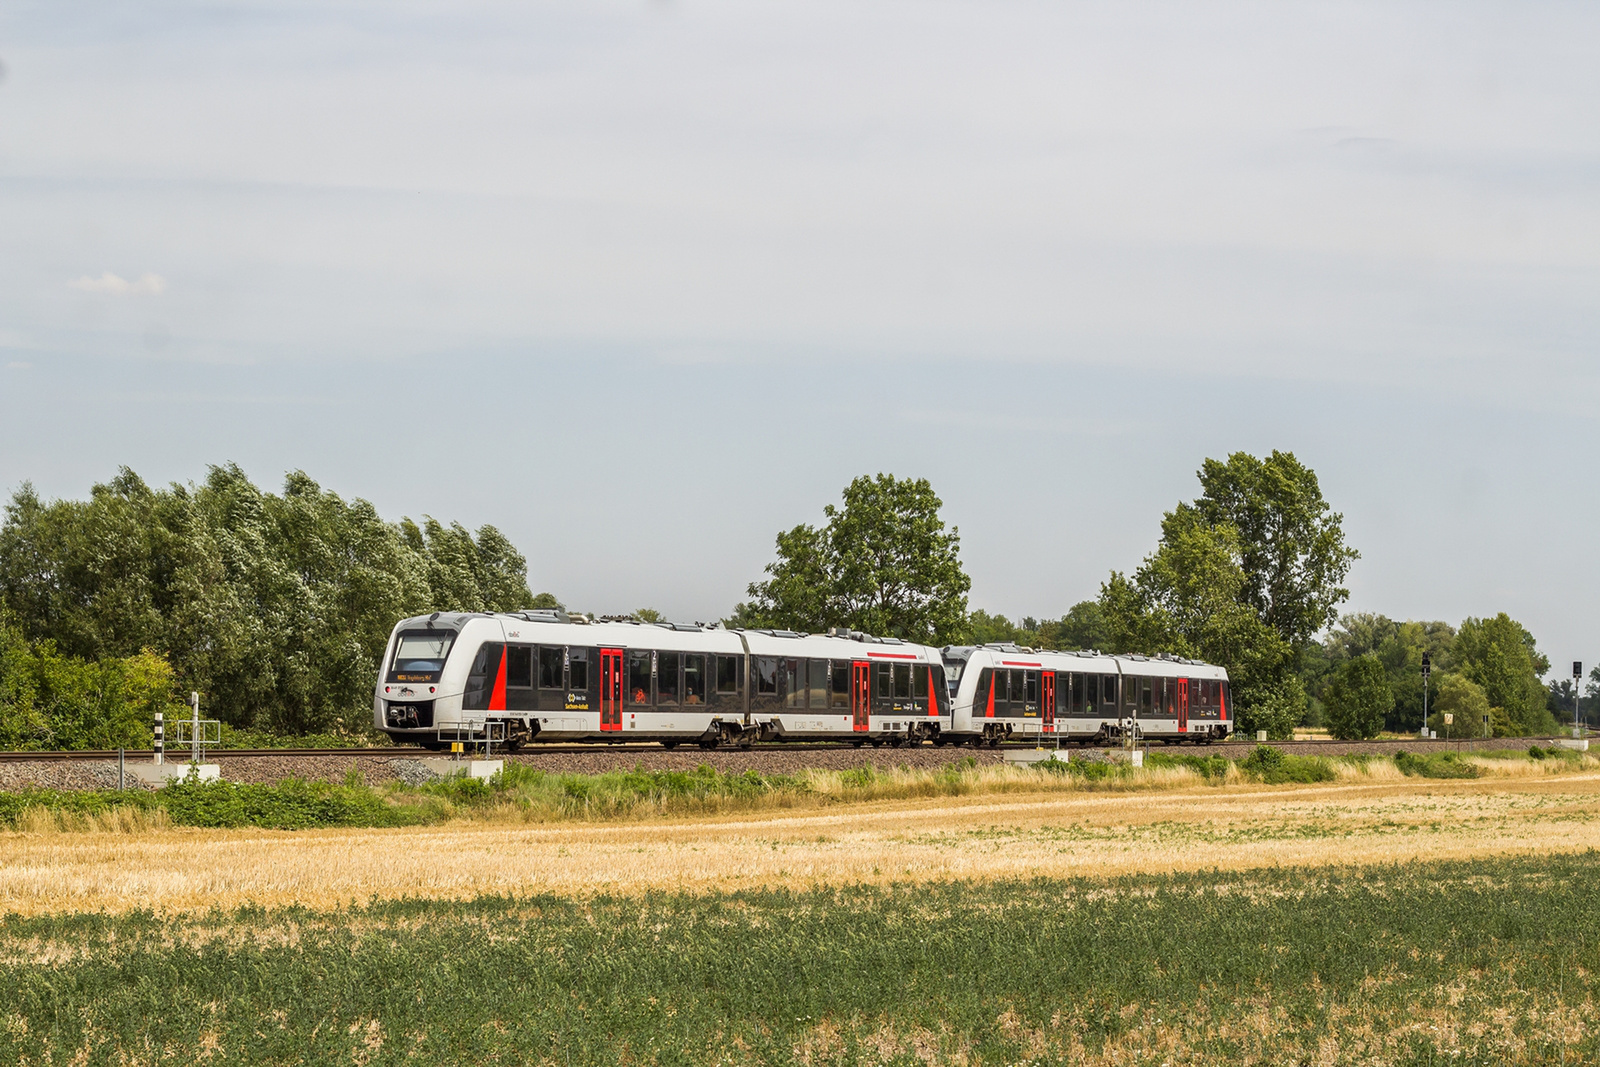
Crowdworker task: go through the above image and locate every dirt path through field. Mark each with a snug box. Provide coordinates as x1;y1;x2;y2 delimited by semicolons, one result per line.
4;772;1599;915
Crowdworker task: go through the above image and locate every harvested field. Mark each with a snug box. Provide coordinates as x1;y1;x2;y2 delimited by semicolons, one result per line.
3;769;1598;915
2;855;1597;1065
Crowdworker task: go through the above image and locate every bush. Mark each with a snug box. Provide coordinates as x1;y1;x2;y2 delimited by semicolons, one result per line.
1393;751;1481;779
1240;745;1336;784
0;621;180;750
1238;676;1304;741
1323;655;1392;741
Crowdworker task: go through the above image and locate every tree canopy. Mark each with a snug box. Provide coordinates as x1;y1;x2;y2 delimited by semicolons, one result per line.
1096;452;1355;737
0;465;545;734
1191;451;1359;649
733;474;970;643
1323;654;1393;740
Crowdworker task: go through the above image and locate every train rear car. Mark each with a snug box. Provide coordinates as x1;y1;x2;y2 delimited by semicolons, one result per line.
941;643;1231;745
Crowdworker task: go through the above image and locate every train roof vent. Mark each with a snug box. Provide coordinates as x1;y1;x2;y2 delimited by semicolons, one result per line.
654;621;705;632
511;609;567;624
598;614;639;624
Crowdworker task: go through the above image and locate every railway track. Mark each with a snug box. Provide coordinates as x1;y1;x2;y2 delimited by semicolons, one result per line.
0;735;1571;763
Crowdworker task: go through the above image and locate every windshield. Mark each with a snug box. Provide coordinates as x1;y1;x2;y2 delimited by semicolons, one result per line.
390;630;456;677
941;649;972;694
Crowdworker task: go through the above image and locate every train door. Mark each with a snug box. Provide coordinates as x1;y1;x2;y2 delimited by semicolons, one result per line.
1042;672;1056;731
1177;677;1189;733
851;662;871;732
600;648;623;732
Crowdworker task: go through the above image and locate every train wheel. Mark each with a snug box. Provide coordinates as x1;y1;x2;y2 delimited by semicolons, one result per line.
661;740;680;750
852;740;865;748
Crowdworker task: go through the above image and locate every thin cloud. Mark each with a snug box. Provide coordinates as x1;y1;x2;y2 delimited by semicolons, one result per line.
68;272;166;296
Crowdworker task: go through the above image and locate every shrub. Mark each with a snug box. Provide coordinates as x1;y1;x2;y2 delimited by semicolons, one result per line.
1240;745;1336;784
1323;655;1392;741
1393;751;1480;779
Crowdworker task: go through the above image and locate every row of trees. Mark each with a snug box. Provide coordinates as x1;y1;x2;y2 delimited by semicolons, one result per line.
0;456;1564;746
736;458;1559;740
0;465;547;742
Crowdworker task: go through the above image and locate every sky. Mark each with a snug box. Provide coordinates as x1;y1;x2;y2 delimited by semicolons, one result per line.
1;2;1598;676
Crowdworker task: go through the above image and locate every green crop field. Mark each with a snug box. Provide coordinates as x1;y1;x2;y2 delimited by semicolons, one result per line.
3;852;1597;1065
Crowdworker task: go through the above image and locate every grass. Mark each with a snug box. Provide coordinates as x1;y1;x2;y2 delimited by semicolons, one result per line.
1;852;1597;1064
3;765;1598;916
217;724;391;749
2;746;1596;834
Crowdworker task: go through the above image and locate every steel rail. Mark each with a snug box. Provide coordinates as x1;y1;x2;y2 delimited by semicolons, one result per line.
0;735;1572;763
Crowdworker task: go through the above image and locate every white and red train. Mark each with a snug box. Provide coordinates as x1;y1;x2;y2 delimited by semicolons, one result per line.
373;610;1231;749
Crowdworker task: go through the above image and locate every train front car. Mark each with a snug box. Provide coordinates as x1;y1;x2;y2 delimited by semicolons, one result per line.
375;612;500;747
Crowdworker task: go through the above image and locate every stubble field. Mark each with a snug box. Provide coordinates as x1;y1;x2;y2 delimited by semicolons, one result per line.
3;763;1599;1064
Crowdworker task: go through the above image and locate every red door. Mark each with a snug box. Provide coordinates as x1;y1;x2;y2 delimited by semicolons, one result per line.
1042;672;1056;732
1177;677;1189;733
851;662;871;732
600;648;623;732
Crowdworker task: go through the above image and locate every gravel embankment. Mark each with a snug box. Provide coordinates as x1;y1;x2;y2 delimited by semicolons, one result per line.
0;734;1575;791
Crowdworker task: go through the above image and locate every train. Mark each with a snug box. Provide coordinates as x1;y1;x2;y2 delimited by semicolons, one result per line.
374;610;1232;748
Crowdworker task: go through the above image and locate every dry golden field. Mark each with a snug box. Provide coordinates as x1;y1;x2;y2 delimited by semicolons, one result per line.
4;765;1599;916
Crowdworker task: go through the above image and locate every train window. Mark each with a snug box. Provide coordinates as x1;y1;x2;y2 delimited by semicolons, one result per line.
505;645;532;688
876;662;891;701
1141;678;1153;713
830;663;850;708
1025;671;1038;704
683;655;705;705
463;642;503;711
892;662;911;700
808;659;829;709
1164;679;1175;715
569;649;589;691
976;669;993;711
1103;675;1118;709
716;655;742;694
658;652;681;705
627;651;652;704
390;629;455;677
929;665;946;713
913;664;929;703
538;647;564;689
755;657;778;695
1003;670;1019;704
783;659;804;708
1068;673;1082;714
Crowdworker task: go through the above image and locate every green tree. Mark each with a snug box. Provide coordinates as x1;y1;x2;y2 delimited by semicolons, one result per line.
1099;507;1294;736
0;464;539;735
0;616;179;749
1051;600;1110;651
1432;673;1491;738
1318;614;1456;732
736;474;970;643
1323;654;1393;740
1191;451;1360;649
1098;452;1357;738
1454;613;1555;736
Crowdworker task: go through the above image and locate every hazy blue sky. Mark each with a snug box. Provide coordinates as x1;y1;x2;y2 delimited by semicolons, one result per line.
2;2;1597;675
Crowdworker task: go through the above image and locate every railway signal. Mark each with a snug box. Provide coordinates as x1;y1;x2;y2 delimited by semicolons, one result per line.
1574;661;1584;737
1420;652;1431;739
